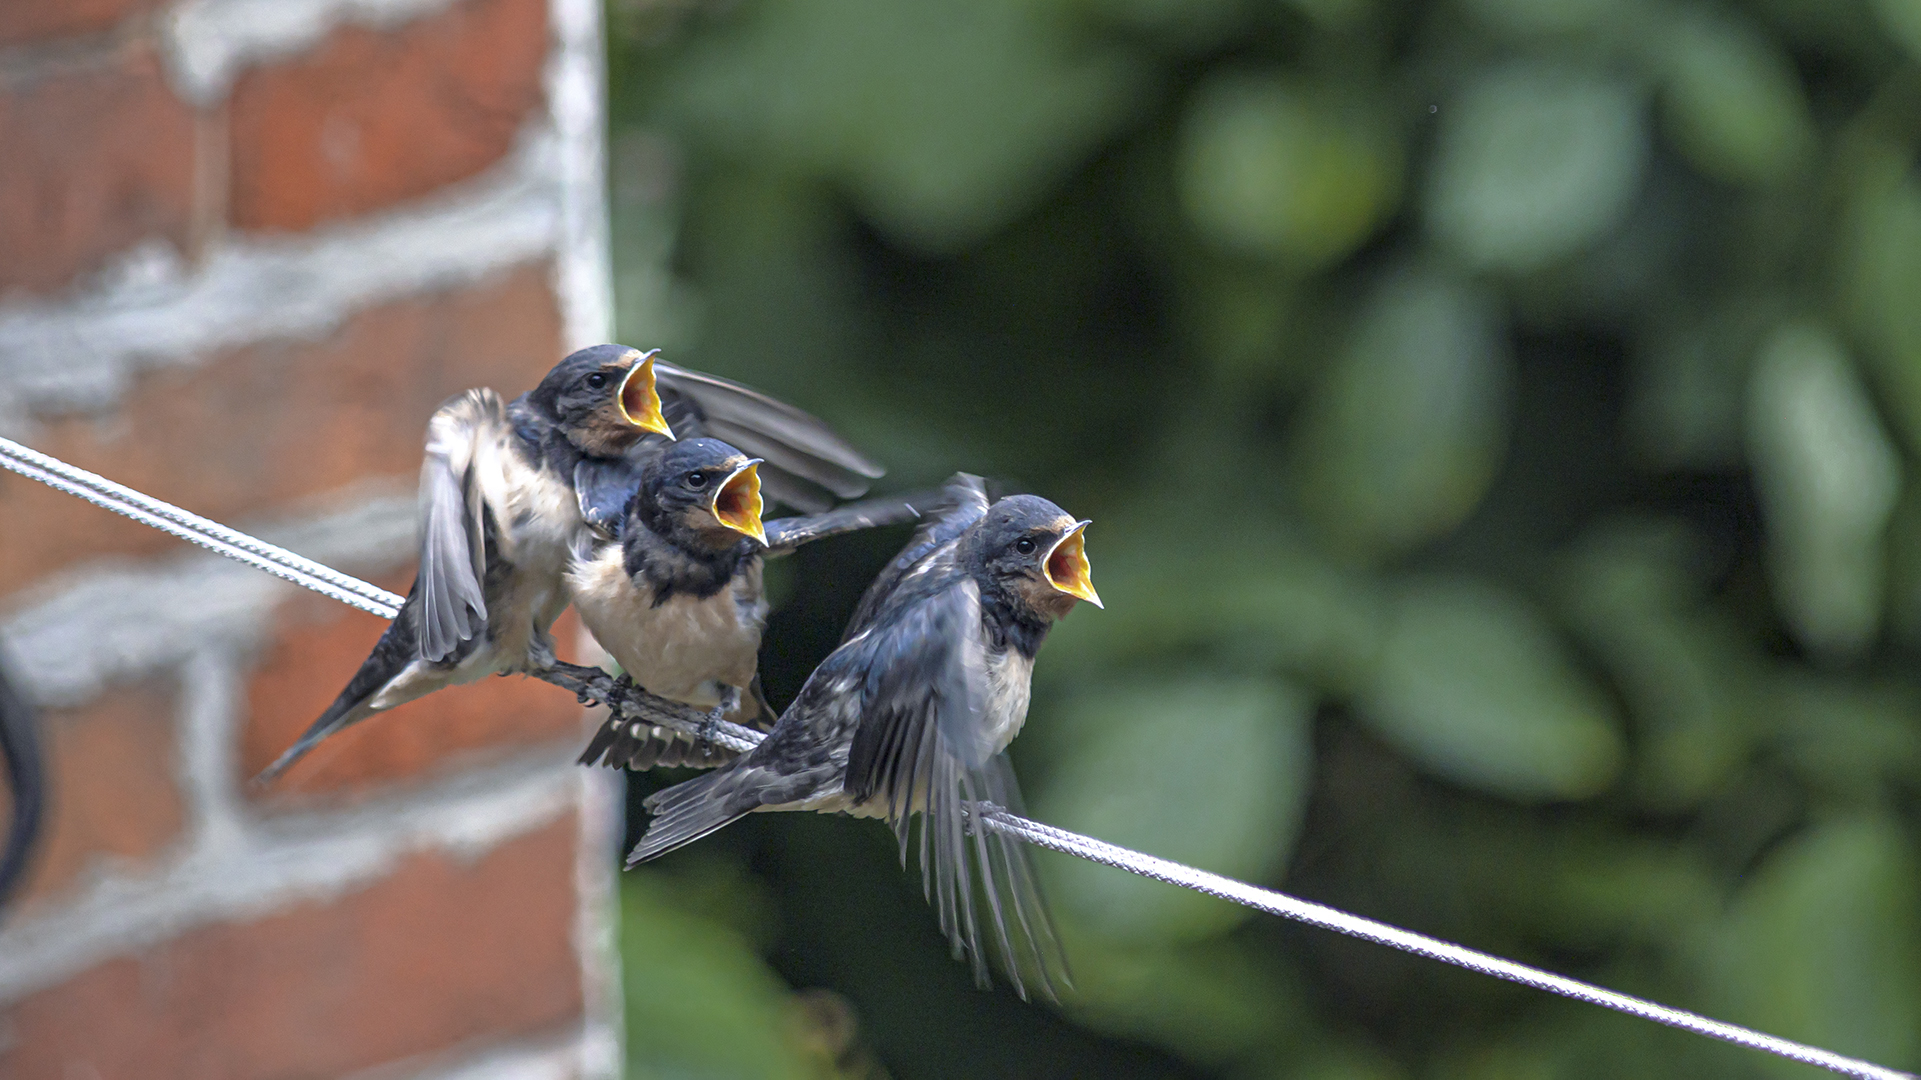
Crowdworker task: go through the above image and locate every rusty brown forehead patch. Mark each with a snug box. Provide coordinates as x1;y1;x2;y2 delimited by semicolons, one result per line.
1048;515;1077;535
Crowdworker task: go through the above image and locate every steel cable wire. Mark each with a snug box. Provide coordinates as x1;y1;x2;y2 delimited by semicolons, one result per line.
0;434;1910;1080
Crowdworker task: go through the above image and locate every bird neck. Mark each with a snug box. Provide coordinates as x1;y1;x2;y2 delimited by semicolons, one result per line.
979;586;1050;659
506;394;584;475
622;522;753;605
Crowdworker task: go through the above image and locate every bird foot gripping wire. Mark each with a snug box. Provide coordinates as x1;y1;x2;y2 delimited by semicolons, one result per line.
697;686;742;751
533;661;761;756
958;800;1004;838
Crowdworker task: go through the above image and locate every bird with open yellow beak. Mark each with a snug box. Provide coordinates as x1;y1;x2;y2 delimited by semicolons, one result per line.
570;437;922;769
259;344;886;784
624;475;1098;1002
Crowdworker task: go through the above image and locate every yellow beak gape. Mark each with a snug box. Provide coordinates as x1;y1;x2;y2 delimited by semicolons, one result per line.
616;352;675;439
711;460;767;546
1043;522;1101;608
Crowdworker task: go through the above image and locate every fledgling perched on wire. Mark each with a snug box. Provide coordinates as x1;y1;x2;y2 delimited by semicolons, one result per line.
626;474;1100;1000
257;345;884;784
572;438;922;770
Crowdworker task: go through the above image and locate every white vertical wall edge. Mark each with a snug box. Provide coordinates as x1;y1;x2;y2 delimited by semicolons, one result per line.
547;0;613;351
547;0;621;1074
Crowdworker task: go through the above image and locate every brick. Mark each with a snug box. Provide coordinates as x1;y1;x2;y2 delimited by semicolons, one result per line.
0;0;159;47
0;682;184;912
1;816;584;1080
0;265;563;600
0;46;196;297
240;575;585;798
228;0;549;232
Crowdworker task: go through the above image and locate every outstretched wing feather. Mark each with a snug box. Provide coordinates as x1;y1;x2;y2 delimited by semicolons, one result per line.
415;390;500;661
655;362;883;508
842;571;1068;1000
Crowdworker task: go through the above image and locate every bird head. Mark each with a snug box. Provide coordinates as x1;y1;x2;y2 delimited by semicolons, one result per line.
968;494;1101;622
637;437;767;551
531;344;674;456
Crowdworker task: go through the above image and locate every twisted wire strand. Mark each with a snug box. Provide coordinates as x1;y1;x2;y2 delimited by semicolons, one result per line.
0;438;403;616
0;435;1910;1080
975;807;1913;1080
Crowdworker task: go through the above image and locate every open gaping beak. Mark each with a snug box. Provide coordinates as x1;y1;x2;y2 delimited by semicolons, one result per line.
1042;521;1101;608
616;352;675;439
710;460;766;546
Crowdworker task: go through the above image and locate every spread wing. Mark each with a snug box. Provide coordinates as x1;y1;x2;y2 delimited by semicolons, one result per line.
763;492;924;557
655;361;885;513
841;474;988;642
841;576;1069;1001
416;389;504;661
845;576;991;787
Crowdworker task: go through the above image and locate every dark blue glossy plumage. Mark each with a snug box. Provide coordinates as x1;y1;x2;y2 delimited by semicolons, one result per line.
627;475;1097;1000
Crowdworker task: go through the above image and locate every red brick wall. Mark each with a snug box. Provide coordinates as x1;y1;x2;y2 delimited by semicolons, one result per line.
0;1;616;1076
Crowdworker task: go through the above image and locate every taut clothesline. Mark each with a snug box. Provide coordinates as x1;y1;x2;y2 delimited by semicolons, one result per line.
0;435;1908;1080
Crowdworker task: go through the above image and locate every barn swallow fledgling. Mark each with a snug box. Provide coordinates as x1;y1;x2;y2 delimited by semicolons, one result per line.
255;346;676;782
571;438;922;770
625;475;1100;999
258;346;885;784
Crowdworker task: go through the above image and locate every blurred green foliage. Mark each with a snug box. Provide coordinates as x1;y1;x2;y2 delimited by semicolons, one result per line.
604;0;1921;1075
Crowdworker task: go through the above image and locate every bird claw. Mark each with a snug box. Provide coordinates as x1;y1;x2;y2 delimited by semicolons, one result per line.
698;686;741;750
699;704;726;749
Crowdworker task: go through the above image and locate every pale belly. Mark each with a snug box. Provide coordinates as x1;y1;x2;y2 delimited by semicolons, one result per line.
569;549;765;707
485;442;586;670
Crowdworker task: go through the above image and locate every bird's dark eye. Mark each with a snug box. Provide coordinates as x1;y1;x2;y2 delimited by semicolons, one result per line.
1015;537;1037;555
687;471;708;489
586;372;608;390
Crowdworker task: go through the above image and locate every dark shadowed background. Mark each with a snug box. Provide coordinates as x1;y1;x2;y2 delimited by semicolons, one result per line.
603;0;1921;1078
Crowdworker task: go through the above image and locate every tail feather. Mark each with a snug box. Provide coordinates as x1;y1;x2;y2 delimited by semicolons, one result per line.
577;678;778;773
253;683;379;786
578;717;728;771
254;603;432;786
905;750;1071;1002
627;769;759;865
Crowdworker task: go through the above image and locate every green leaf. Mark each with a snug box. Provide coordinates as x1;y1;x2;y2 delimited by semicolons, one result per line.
662;0;1147;253
1039;513;1384;692
1462;0;1625;37
1746;322;1902;659
1625;302;1770;470
621;873;814;1080
1257;1044;1408;1080
1060;927;1309;1067
1358;577;1624;801
1868;0;1921;62
1653;8;1816;187
1705;816;1921;1077
1033;676;1316;942
1295;266;1510;559
1076;0;1247;49
1178;71;1403;270
1842;153;1921;454
1425;62;1648;272
1557;519;1758;809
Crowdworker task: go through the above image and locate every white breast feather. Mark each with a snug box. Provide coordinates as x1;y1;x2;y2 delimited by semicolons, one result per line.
981;648;1035;755
567;549;764;707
